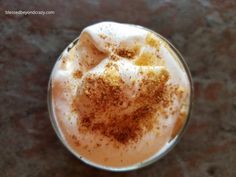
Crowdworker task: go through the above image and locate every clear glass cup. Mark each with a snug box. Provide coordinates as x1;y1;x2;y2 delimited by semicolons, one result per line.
47;24;193;172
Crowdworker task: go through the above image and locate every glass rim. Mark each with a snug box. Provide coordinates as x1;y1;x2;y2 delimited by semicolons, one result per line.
47;22;194;172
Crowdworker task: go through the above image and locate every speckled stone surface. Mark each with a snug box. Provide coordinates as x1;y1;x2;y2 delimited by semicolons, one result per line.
1;0;236;176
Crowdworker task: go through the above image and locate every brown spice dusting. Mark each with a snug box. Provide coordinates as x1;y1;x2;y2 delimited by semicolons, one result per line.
110;53;119;61
60;57;68;70
71;135;80;146
92;106;155;144
83;145;88;149
71;135;77;140
146;33;160;50
74;141;80;147
115;47;137;59
78;34;107;70
99;34;108;40
73;63;125;117
72;59;185;146
135;51;164;66
73;70;83;79
115;48;136;59
96;143;101;147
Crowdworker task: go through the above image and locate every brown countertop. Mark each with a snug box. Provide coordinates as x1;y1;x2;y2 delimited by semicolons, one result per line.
1;0;236;176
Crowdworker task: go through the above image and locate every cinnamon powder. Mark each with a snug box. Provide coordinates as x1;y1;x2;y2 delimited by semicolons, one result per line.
71;36;184;146
71;61;181;145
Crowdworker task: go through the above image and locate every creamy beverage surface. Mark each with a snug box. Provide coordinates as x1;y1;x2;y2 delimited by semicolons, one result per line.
50;22;191;168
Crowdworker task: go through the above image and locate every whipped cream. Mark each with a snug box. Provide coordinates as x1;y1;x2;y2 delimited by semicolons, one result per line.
50;22;191;168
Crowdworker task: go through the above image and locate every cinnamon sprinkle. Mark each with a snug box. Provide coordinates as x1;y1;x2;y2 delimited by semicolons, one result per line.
146;33;160;50
115;48;136;59
70;34;186;147
73;70;83;79
98;34;108;40
71;61;186;146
